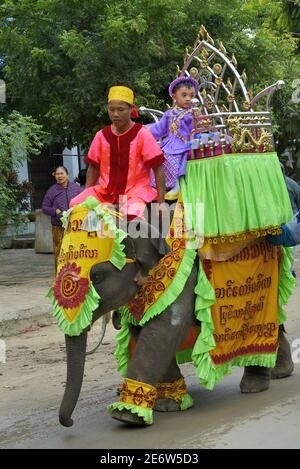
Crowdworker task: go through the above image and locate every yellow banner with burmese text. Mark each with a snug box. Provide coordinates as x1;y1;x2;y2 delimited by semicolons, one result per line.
203;238;280;365
53;206;114;323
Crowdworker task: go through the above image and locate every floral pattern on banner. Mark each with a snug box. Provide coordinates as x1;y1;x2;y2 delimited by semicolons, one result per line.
126;238;186;322
53;262;89;309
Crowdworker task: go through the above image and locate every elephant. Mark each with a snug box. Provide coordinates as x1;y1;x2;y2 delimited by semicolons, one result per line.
58;218;294;428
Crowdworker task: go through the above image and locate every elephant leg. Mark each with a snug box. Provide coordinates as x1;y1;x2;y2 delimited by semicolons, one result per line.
127;308;194;384
240;326;294;392
154;358;194;412
271;327;294;379
115;324;142;397
110;267;197;425
240;366;271;393
158;356;182;383
111;308;194;425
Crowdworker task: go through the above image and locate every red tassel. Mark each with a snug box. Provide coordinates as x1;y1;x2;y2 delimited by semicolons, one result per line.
131;105;139;119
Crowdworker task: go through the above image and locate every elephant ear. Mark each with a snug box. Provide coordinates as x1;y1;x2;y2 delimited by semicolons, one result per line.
127;220;170;276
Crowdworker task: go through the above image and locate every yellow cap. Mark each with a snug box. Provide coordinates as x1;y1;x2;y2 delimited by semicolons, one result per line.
108;86;134;105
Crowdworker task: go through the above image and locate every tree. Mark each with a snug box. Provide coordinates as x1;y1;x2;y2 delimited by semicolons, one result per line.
0;0;299;149
275;0;300;42
0;111;46;232
253;0;300;179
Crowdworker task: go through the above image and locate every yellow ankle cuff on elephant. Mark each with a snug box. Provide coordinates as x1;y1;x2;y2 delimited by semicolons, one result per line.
108;402;154;425
120;378;157;409
156;376;187;403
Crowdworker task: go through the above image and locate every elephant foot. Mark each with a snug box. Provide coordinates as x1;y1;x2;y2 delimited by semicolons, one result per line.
154;398;181;412
108;378;156;426
111;409;146;426
240;366;271;393
155;376;194;411
271;329;294;379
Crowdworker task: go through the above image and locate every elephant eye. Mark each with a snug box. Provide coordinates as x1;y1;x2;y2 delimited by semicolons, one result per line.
90;268;105;282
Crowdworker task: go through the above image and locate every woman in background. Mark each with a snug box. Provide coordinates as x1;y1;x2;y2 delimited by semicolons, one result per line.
42;166;81;273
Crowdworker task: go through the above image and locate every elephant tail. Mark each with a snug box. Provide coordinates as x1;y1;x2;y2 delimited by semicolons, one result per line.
59;330;87;427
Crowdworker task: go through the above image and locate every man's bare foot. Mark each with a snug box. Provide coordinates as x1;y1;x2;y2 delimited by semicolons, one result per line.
134;271;148;286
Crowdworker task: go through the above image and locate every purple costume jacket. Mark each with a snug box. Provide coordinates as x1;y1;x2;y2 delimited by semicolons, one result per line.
148;108;193;189
42;182;82;226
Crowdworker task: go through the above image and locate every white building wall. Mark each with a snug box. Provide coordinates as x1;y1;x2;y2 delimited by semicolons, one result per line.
16;159;29;183
63;146;79;182
12;159;35;236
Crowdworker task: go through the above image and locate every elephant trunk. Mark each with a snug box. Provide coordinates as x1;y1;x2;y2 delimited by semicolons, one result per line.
59;330;87;427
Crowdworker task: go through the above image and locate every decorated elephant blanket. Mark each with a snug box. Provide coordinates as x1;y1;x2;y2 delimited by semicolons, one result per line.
47;197;131;336
188;239;294;389
117;234;294;390
116;151;296;390
201;238;280;366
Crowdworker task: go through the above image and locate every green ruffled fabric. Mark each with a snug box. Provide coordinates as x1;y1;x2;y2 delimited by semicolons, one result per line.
114;313;136;377
278;247;296;325
190;245;295;390
61;208;72;229
180;393;194;411
47;283;100;336
181;153;293;238
140;248;197;326
176;348;193;365
190;261;217;390
108;402;154;425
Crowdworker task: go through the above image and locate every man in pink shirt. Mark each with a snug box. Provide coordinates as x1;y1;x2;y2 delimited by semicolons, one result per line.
70;85;166;219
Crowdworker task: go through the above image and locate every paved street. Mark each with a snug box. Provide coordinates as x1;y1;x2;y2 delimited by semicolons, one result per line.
0;248;300;449
0;249;54;336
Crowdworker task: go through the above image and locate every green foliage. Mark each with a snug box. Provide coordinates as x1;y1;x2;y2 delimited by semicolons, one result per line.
260;0;300;177
0;111;46;231
0;0;299;150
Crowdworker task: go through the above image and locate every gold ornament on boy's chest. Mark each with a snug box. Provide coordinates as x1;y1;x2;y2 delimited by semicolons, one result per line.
170;122;178;133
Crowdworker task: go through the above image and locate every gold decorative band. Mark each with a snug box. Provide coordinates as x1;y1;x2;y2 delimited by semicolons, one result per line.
205;226;282;245
120;378;157;409
156;376;187;403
